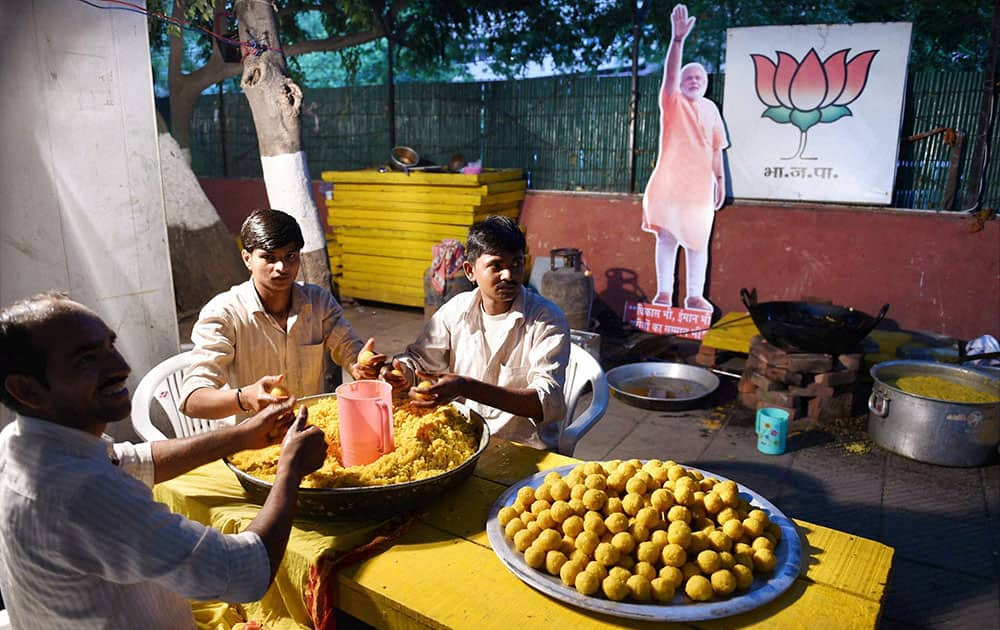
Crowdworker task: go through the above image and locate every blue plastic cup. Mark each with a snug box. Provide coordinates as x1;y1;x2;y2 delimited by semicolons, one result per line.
756;407;790;455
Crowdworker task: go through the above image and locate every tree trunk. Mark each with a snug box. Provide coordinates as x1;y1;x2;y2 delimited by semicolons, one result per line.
234;0;330;290
167;1;243;156
158;128;248;321
960;1;998;212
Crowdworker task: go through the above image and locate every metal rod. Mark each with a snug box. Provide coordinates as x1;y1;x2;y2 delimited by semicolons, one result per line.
218;80;228;176
710;368;742;379
942;130;965;210
387;36;396;149
626;0;648;195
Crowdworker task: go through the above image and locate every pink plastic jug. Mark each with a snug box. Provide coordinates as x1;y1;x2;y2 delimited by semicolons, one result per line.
335;380;395;467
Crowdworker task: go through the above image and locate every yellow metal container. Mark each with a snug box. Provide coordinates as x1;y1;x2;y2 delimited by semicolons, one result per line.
322;168;526;307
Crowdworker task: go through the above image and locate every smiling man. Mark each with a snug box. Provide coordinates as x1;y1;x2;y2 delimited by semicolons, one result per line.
382;216;570;449
0;292;327;628
181;208;382;420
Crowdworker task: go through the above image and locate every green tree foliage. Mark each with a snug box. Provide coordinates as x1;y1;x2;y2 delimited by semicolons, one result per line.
467;0;991;76
843;0;991;70
147;0;486;94
148;0;991;93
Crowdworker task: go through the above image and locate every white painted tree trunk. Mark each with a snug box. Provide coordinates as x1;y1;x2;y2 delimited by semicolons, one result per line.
234;0;330;289
261;151;327;257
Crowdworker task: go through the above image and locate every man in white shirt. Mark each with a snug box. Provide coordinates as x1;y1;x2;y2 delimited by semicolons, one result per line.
181;208;385;420
0;292;327;629
384;216;569;449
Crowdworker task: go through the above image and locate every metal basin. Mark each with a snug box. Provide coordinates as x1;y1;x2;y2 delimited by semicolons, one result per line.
606;362;720;411
225;395;490;519
868;360;1000;467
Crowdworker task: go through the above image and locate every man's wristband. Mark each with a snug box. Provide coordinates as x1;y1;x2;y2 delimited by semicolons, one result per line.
236;387;249;412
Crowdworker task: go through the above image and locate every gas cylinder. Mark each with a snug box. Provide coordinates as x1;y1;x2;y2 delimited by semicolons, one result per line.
540;248;594;330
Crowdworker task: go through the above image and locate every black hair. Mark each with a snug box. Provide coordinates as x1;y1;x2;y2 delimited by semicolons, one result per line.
0;291;75;413
465;215;526;263
240;209;305;253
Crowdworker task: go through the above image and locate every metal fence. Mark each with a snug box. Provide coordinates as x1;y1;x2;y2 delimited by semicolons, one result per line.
186;70;996;210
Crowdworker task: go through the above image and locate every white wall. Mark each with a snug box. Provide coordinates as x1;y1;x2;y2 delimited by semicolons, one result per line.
0;0;178;437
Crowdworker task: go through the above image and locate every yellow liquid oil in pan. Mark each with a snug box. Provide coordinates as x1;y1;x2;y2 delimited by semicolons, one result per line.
615;376;709;400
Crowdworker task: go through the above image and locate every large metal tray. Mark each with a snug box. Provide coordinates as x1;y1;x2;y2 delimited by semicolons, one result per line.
606;362;720;411
225;396;490;520
486;464;801;622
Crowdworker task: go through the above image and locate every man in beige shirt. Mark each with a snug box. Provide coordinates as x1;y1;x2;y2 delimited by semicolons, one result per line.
181;209;383;419
384;216;569;449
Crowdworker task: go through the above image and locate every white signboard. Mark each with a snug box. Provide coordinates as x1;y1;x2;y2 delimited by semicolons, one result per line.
723;22;912;204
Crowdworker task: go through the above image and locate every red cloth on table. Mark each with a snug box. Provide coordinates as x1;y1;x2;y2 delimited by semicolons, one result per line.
305;513;420;630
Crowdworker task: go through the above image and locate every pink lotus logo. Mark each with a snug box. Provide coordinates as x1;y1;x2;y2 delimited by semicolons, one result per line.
751;48;877;159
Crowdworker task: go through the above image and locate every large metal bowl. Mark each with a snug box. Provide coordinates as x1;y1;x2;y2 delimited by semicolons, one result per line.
606;362;720;411
741;288;888;356
225;395;490;519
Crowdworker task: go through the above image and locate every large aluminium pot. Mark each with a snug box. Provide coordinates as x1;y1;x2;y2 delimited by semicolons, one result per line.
225;395;490;519
868;360;1000;467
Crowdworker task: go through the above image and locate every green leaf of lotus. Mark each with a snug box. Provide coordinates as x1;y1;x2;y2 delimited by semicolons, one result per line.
820;105;853;123
762;106;792;124
789;109;822;132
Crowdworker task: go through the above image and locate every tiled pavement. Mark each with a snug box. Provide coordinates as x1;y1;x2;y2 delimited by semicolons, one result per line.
297;301;1000;628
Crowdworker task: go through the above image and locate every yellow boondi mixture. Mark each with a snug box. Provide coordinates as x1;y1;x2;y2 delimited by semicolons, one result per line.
229;398;479;488
894;376;999;404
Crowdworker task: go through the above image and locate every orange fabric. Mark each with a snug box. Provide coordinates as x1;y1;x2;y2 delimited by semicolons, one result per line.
642;91;728;250
305;513;420;630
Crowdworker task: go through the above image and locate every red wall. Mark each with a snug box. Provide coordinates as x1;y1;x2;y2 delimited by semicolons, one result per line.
520;192;999;340
199;178;999;340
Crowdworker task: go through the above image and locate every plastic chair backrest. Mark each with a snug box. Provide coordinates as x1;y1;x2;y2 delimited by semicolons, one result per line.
130;351;234;442
544;344;609;456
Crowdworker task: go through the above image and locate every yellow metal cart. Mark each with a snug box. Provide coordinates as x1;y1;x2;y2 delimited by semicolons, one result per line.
321;168;526;307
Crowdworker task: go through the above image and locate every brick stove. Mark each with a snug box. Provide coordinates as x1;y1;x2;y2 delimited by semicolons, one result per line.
737;336;862;422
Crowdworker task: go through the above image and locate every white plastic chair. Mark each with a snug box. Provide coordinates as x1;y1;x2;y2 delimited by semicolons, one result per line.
130;351;233;441
541;343;610;456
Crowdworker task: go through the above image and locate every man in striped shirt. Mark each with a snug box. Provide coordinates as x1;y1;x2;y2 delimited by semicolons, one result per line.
0;292;327;628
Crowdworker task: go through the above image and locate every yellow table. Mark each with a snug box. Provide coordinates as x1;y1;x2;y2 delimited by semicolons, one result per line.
155;440;894;629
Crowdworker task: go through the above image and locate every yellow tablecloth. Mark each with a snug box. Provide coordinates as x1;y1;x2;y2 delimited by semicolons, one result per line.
155;462;392;629
156;440;894;629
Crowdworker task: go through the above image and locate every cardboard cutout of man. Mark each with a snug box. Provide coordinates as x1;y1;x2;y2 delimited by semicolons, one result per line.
642;4;729;312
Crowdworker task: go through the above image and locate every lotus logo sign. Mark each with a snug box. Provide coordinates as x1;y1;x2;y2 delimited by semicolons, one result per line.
750;48;878;159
